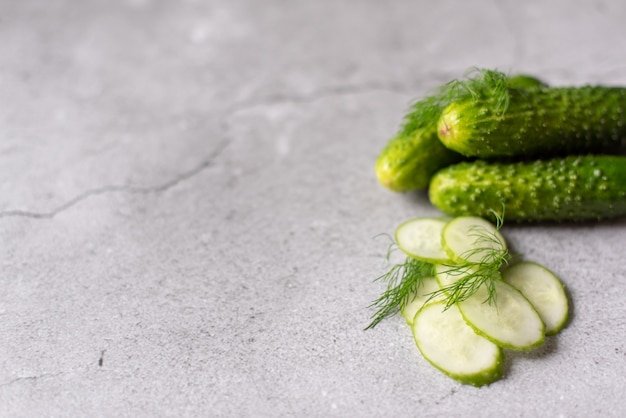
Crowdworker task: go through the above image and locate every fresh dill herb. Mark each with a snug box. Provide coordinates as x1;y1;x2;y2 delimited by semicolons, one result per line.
365;257;434;330
433;262;505;311
432;208;511;309
447;68;512;116
367;209;514;329
461;210;507;264
399;69;514;140
399;90;450;137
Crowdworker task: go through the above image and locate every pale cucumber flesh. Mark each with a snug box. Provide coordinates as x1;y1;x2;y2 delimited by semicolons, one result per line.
503;262;569;335
441;216;506;264
412;302;504;387
458;280;545;350
395;217;450;263
401;276;443;325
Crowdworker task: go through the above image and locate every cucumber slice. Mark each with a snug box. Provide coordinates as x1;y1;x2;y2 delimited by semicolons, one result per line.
503;262;569;335
395;217;450;263
412;301;504;387
401;276;443;325
441;216;506;264
458;279;545;350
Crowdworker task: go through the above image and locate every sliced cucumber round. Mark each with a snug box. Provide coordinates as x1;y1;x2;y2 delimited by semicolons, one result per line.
441;216;506;264
412;301;504;387
395;217;451;263
458;279;545;350
503;262;569;335
401;276;443;325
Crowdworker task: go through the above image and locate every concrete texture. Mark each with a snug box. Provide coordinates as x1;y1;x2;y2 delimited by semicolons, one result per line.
1;0;626;416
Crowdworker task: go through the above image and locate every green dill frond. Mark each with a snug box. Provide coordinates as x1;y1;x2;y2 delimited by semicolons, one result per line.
372;232;397;262
366;207;516;328
489;203;506;229
433;263;502;310
444;68;511;116
430;207;511;309
365;257;435;330
463;225;509;265
399;90;450;137
398;68;513;138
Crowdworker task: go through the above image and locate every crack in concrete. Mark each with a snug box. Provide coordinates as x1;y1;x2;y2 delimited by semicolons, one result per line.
0;372;64;388
0;139;230;220
0;74;454;221
220;73;458;122
225;81;417;113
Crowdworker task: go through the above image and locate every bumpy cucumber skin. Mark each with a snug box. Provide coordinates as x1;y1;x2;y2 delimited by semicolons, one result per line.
429;155;626;222
376;129;461;191
438;86;626;158
376;75;546;191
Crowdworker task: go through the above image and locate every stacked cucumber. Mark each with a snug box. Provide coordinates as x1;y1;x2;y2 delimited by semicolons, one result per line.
376;69;626;222
368;215;568;386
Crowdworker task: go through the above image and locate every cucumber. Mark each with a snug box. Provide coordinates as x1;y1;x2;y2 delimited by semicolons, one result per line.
503;262;569;335
375;73;547;191
368;211;571;385
401;276;443;325
437;70;626;158
441;216;506;264
429;155;626;222
503;74;548;90
412;301;504;387
395;217;450;263
435;265;545;350
375;129;462;191
375;98;462;191
457;279;545;350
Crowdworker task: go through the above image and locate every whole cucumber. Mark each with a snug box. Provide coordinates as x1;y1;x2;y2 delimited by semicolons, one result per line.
429;155;626;222
437;72;626;158
376;93;461;191
376;74;547;191
375;127;461;191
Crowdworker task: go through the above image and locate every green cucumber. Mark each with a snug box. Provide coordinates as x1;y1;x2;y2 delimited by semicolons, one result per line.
375;129;461;191
503;262;569;335
437;70;626;158
503;74;548;90
429;155;626;222
375;73;547;191
375;97;462;191
412;301;504;387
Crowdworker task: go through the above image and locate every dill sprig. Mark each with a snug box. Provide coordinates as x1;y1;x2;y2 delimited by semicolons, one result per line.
445;68;512;116
399;89;451;137
399;68;513;139
365;257;435;330
367;209;513;329
433;253;510;311
431;209;511;309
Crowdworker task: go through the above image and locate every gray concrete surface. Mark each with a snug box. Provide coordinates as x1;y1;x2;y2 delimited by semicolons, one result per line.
1;0;626;416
